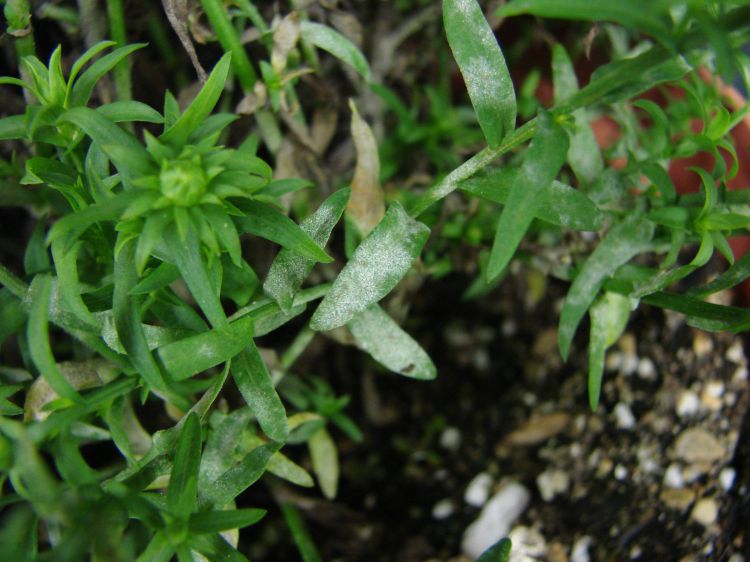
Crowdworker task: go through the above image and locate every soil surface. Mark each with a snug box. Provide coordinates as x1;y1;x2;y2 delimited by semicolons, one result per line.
244;269;750;562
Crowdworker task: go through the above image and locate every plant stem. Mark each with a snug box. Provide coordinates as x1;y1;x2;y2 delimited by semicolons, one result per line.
4;0;37;103
106;0;132;101
0;263;28;299
408;119;536;218
199;0;257;92
281;326;315;370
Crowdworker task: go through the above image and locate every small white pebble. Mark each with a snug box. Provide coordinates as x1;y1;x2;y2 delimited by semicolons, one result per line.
663;464;684;489
536;468;570;502
702;381;724;411
734;365;748;381
432;498;454;520
676;390;700;418
465;472;493;507
728;554;746;562
720;467;737;491
440;427;462;451
620;354;639;376
570;536;593;562
501;318;517;337
629;545;643;559
691;497;719;526
726;340;745;364
636;357;656;380
614;403;636;430
614;464;628;481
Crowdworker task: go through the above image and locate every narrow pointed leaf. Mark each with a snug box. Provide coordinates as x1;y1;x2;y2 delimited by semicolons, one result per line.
348;304;436;380
310;202;430;331
57;107;152;177
299;22;371;80
444;0;516;147
204;441;281;508
165;227;227;329
190;533;250;562
686;251;750;298
160;53;232;147
487;111;569;280
281;503;323;562
234;200;332;263
188;508;266;534
308;427;338;500
264;188;350;311
97;101;164;124
551;44;602;185
460;168;603;231
167;412;202;518
158;316;254;380
497;1;671;44
232;342;288;441
26;275;82;402
69;43;147;107
559;216;655;360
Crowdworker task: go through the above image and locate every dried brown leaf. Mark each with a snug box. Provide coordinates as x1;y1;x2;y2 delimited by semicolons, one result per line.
347;100;384;237
161;0;207;82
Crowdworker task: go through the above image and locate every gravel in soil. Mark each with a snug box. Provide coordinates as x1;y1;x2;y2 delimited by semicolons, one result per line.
246;270;750;562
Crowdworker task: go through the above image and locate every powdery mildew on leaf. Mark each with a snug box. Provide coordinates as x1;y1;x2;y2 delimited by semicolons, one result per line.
309;202;430;331
263;189;350;311
348;304;436;380
443;0;516;147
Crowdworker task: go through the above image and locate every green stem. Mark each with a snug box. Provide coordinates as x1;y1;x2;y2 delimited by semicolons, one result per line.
0;263;28;299
4;0;36;103
280;326;315;370
199;0;257;92
408;120;536;218
106;0;132;101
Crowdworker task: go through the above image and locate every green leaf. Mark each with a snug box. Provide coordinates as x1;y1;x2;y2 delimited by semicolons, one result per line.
308;427;338;500
190;533;249;562
232;342;289;442
281;503;323;562
444;0;516;147
0;290;26;349
348;304;436;380
551;44;603;185
164;226;227;329
203;441;281;508
134;532;175;562
497;1;670;44
167;412;202;518
160;53;231;147
486;110;569;280
68;43;147;107
188;508;266;534
26;275;82;402
641;291;750;332
299;21;371;81
158;316;254;380
310;202;430;331
57;107;152;177
476;538;512;562
559;215;655;360
0;114;25;140
460;168;603;231
264;188;350;311
234;201;332;264
686;251;750;298
68;41;116;85
96;101;164;124
50;239;98;329
587;292;632;410
113;236;175;400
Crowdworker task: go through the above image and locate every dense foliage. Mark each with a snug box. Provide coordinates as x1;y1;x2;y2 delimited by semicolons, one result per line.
0;0;749;559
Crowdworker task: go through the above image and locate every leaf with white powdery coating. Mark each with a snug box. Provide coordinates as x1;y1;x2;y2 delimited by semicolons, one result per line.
300;22;371;81
486;110;568;281
309;202;430;331
232;341;288;442
348;304;436;380
264;188;350;312
559;215;655;360
444;0;516;148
